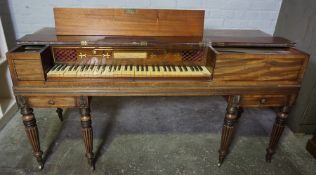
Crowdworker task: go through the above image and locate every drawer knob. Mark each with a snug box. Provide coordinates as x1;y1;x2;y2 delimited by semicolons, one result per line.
48;99;55;105
260;98;267;104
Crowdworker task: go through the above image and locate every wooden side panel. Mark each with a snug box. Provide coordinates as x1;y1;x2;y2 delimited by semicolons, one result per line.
13;59;44;81
214;56;305;81
54;8;205;36
211;47;308;82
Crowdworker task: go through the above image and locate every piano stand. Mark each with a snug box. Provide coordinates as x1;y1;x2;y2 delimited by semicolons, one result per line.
20;104;44;170
56;108;63;121
14;94;296;169
266;106;290;162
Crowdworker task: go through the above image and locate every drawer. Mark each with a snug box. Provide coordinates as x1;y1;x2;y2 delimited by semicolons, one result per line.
27;96;79;108
239;95;288;107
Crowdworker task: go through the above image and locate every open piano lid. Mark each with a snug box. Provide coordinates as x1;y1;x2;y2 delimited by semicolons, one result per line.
17;8;294;47
17;28;295;47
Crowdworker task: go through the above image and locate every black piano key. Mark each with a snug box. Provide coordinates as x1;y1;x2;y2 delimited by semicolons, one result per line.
69;65;74;71
83;65;88;71
62;64;68;70
56;64;64;71
129;65;133;71
55;64;61;71
73;65;79;71
141;65;144;71
50;64;59;71
152;66;155;72
178;66;183;72
171;65;176;71
109;65;113;72
157;66;160;72
167;65;171;72
189;66;194;71
125;65;128;71
88;65;93;70
136;65;139;71
145;65;148;71
52;64;60;69
101;66;105;72
68;65;74;71
101;65;106;72
118;65;121;71
183;66;188;71
61;64;68;71
80;65;85;71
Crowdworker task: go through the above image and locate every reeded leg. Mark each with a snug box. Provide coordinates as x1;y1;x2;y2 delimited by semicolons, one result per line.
218;95;240;167
266;106;289;162
56;108;63;121
21;106;44;170
79;107;95;170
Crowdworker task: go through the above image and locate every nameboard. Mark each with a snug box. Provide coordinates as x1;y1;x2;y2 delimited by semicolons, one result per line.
54;8;205;36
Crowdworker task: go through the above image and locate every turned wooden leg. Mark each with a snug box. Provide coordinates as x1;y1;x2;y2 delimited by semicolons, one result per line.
21;106;44;170
56;108;63;121
266;106;289;162
79;106;95;170
218;95;240;167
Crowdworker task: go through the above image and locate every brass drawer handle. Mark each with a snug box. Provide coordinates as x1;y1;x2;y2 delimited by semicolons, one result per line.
260;98;267;104
48;99;55;105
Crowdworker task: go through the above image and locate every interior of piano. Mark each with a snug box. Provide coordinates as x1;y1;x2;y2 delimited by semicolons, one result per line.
9;44;214;81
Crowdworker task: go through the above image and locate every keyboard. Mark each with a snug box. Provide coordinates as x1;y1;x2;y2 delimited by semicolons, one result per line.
47;64;212;79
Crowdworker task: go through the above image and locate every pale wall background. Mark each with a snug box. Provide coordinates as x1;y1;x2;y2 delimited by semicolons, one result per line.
3;0;283;39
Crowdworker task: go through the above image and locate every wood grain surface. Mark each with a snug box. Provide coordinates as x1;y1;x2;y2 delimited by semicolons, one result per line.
54;8;204;36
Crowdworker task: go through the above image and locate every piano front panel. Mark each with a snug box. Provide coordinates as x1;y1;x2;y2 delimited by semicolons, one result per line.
52;46;207;66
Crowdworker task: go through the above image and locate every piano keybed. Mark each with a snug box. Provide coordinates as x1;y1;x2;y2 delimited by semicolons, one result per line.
47;64;212;79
